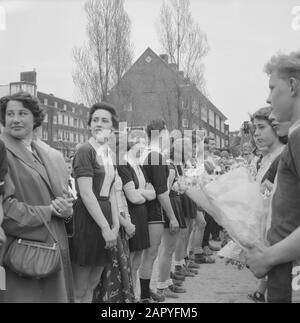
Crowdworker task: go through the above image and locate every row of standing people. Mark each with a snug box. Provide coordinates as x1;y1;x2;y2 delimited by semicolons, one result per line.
0;91;212;303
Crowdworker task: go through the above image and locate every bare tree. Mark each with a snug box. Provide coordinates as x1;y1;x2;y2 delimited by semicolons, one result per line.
111;7;133;85
73;0;133;105
157;0;209;92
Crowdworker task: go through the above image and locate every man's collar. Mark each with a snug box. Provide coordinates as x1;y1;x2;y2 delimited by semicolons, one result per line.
288;119;300;136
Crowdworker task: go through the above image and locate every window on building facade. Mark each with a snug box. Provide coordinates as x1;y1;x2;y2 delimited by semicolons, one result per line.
209;109;215;127
64;115;69;126
201;105;208;122
72;107;76;114
63;104;67;111
53;130;58;142
74;118;78;128
10;84;20;94
53;115;57;125
221;120;225;133
127;103;133;112
58;129;63;141
215;135;220;148
58;113;63;125
44;98;48;106
182;118;189;128
145;56;152;63
10;83;35;96
192;100;199;116
216;115;220;131
44;113;48;123
69;116;74;127
70;132;74;143
181;100;185;111
181;99;188;111
74;133;77;143
54;101;58;108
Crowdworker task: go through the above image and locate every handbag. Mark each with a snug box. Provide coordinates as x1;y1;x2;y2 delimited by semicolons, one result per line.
3;212;61;279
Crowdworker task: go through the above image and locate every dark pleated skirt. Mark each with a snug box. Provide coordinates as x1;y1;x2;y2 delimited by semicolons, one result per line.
165;192;187;229
181;193;197;219
128;204;150;252
69;197;112;267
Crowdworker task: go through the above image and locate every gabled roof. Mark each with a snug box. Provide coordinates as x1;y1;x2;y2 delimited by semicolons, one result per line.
110;47;227;121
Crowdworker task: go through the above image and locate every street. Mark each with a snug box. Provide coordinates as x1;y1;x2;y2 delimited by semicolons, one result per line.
150;249;300;303
151;255;257;303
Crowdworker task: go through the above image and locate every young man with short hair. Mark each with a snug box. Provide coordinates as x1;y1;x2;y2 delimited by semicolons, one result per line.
138;119;181;302
246;51;300;303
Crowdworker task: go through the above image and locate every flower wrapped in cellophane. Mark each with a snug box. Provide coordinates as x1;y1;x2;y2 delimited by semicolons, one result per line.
180;166;268;266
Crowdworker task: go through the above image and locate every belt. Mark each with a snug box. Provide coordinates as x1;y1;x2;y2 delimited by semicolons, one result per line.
78;195;109;202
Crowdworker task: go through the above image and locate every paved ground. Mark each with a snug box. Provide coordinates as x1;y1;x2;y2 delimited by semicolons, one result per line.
149;250;300;303
150;255;257;303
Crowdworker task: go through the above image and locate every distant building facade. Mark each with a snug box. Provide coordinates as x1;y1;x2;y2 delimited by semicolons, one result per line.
108;47;229;148
37;92;89;157
0;71;90;156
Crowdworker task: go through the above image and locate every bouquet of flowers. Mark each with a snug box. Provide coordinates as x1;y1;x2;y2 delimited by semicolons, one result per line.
180;166;268;266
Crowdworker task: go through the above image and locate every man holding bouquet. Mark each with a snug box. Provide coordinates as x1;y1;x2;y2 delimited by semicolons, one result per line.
246;51;300;303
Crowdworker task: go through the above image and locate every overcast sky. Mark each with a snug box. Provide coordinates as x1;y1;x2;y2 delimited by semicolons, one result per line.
0;0;300;130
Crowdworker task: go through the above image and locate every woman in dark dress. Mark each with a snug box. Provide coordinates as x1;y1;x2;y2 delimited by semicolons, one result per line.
70;102;120;303
157;137;192;297
174;158;201;276
117;130;155;300
93;170;136;303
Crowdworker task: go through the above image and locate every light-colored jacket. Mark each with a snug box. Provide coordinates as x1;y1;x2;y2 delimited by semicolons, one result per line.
0;133;74;303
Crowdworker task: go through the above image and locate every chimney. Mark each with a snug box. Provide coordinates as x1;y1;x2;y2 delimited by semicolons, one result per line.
159;54;169;63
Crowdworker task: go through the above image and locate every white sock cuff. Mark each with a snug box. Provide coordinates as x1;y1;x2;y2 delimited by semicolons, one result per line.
174;260;185;267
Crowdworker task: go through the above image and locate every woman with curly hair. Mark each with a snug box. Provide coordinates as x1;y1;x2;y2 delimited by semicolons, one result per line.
0;92;74;303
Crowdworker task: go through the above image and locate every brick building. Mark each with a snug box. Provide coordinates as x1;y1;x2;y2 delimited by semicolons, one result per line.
37;92;90;157
0;71;90;156
108;47;229;148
